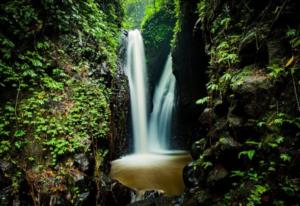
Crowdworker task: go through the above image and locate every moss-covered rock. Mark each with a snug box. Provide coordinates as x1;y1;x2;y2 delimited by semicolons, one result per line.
142;1;176;96
175;0;300;205
0;1;129;205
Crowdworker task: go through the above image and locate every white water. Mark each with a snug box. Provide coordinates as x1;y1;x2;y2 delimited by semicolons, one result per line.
111;31;185;197
148;55;176;151
126;30;176;153
125;29;148;153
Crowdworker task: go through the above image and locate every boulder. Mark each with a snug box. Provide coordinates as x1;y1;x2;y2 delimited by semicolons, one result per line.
74;153;90;173
0;160;11;189
143;189;164;200
238;29;269;67
111;180;136;205
230;70;272;119
183;162;204;189
182;188;212;206
191;138;207;160
207;164;228;184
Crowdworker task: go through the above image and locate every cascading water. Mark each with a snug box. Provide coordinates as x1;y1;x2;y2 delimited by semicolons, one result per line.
110;30;190;196
148;55;176;151
125;29;148;153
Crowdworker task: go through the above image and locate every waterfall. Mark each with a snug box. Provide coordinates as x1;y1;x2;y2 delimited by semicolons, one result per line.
126;30;176;153
125;30;148;153
148;55;176;152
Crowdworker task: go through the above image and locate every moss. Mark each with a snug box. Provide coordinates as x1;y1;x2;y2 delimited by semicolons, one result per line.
0;0;123;203
141;1;176;91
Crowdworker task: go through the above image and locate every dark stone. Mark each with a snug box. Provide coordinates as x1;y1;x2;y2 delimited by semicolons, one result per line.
182;188;212;206
233;73;271;94
0;187;13;206
74;153;90;172
199;108;215;125
129;196;178;206
267;38;289;65
143;189;164;200
214;99;229;116
49;195;71;206
183;162;204;189
0;160;11;189
228;113;243;128
207;164;228;184
191;138;207;160
238;30;269;67
217;137;242;151
110;35;130;158
172;0;209;148
111;180;136;205
71;170;87;188
230;71;272;119
75;192;90;206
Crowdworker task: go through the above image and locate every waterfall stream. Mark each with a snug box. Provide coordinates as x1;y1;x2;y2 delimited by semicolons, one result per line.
148;55;176;151
126;30;176;153
111;30;190;196
125;29;148;153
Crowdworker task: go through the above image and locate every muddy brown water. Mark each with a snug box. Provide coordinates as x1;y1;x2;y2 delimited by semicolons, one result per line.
110;152;191;196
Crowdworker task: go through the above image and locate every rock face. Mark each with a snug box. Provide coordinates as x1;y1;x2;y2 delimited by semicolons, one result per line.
174;0;300;205
110;30;130;158
142;1;176;98
172;0;209;148
0;1;130;205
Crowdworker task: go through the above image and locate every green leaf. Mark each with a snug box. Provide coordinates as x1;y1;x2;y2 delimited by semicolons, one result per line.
280;153;291;162
291;37;300;48
196;96;210;105
14;130;26;137
238;150;256;160
231;170;245;177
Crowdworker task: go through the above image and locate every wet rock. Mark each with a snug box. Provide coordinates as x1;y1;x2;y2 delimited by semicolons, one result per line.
182;188;212;206
230;71;272;119
0;160;11;189
228;113;243;128
207;164;228;184
74;153;90;172
214;117;227;132
143;189;164;200
217;137;242;151
199;108;215;125
214;99;229;117
49;195;71;206
110;42;130;158
201;137;241;160
234;73;271;94
0;186;13;206
69;169;87;188
238;30;268;67
111;180;136;205
183;162;204;189
191;138;207;160
267;38;288;65
129;196;178;206
75;192;90;206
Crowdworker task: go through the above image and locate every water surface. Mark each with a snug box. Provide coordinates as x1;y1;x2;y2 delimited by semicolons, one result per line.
110;152;191;196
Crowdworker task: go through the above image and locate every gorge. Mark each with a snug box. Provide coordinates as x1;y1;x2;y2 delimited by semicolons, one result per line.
110;29;189;197
0;0;300;206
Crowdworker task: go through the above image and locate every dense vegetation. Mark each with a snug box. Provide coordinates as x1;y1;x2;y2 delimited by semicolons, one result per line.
179;0;300;205
0;0;124;205
142;0;300;205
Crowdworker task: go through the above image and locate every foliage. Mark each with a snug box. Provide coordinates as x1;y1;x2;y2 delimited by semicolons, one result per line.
196;96;210;105
0;0;122;202
188;0;300;205
141;0;176;88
